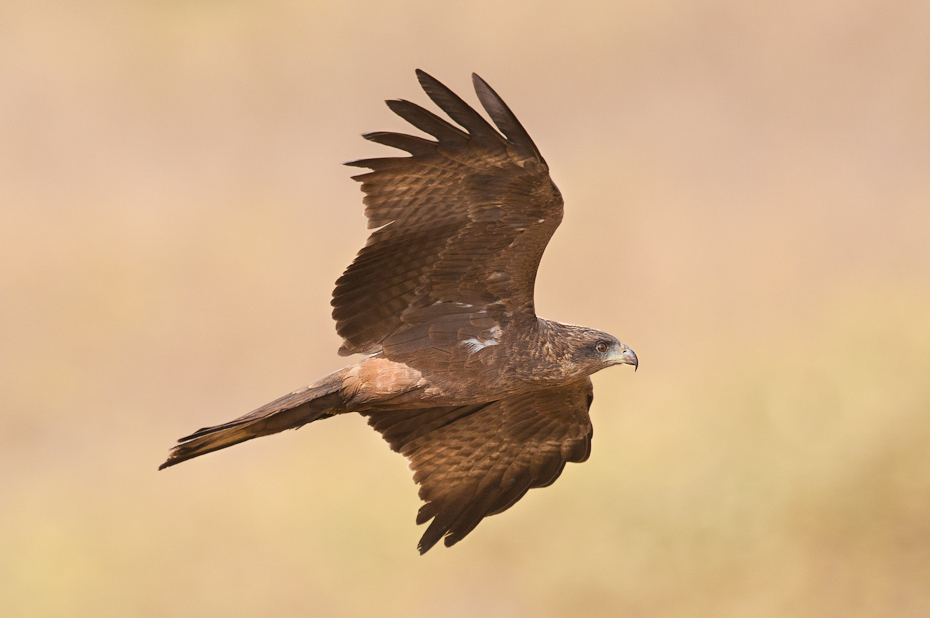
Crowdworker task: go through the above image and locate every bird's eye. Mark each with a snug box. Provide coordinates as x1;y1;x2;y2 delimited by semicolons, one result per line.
595;341;609;354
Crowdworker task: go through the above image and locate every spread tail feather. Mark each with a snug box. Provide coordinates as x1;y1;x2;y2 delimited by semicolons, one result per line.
159;372;347;470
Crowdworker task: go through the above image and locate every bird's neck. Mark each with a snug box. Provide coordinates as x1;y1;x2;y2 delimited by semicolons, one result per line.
512;318;587;384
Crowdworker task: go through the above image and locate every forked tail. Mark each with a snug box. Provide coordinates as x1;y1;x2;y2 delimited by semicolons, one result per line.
159;371;347;470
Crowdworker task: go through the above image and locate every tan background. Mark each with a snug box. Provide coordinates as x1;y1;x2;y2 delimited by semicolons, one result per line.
2;1;929;616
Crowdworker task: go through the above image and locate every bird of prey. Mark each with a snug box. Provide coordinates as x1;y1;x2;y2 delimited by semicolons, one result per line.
160;70;638;554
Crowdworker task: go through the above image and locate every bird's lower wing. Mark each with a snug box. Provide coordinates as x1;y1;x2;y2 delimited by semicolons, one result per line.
364;378;594;553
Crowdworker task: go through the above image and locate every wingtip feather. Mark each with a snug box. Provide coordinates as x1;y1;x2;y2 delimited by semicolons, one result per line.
471;72;544;163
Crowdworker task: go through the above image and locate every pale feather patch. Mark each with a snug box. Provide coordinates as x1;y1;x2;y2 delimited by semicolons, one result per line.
460;325;502;354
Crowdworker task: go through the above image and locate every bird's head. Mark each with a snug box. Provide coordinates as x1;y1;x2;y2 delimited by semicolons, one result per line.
589;332;638;372
558;325;638;376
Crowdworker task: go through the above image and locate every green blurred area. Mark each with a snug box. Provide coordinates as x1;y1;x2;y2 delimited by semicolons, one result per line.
2;1;929;616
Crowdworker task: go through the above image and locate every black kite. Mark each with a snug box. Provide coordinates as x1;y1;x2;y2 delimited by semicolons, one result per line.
161;70;638;553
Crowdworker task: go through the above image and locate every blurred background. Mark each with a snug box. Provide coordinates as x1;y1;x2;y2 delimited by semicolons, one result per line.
2;0;928;616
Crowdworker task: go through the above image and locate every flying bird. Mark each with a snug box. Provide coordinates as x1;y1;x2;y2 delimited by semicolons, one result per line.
160;70;638;553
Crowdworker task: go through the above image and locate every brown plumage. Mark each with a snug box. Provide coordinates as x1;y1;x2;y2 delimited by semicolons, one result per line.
160;70;638;554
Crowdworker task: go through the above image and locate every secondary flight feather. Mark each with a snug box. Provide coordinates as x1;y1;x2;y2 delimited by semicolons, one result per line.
161;70;638;554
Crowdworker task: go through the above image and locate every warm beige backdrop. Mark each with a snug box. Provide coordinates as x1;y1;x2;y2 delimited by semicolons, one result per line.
2;1;928;616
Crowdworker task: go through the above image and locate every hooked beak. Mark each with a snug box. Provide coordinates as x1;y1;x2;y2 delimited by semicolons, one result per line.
610;343;638;371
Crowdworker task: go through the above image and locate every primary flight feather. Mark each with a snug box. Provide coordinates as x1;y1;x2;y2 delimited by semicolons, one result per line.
161;70;638;554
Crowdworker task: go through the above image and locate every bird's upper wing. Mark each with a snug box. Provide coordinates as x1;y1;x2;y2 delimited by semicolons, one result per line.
364;378;594;553
333;70;563;357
